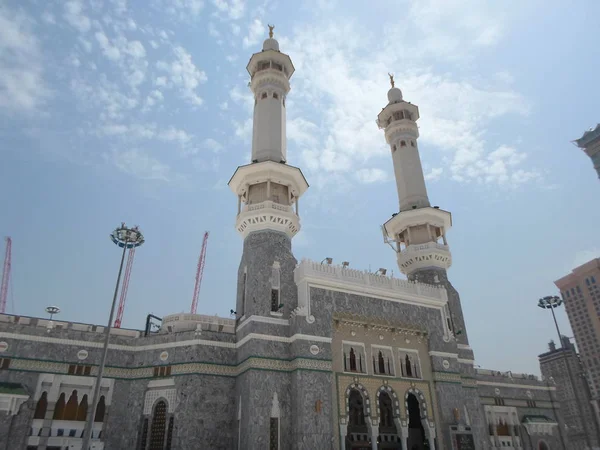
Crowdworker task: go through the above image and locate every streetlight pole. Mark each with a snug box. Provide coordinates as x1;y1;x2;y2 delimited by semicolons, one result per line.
81;224;144;450
538;295;594;450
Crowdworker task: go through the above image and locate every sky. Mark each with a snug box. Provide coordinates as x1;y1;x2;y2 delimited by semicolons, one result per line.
1;0;599;376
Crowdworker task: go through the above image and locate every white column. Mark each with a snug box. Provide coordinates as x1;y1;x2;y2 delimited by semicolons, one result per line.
426;223;433;241
370;419;378;450
340;425;347;450
237;195;241;215
296;197;299;217
401;426;409;449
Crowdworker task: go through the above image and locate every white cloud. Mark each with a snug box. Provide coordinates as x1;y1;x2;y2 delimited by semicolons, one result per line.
0;6;51;113
202;138;223;152
157;46;207;105
277;18;537;187
95;31;121;61
150;40;159;49
94;31;148;88
243;19;263;48
42;11;56;24
159;0;204;20
99;123;193;145
425;168;443;181
219;101;228;110
213;0;245;20
71;78;138;120
63;0;91;33
233;118;252;142
105;148;173;181
355;168;388;184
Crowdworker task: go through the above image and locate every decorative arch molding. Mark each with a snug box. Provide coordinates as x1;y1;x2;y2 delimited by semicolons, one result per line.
143;388;178;415
404;387;428;420
344;382;372;419
375;385;401;418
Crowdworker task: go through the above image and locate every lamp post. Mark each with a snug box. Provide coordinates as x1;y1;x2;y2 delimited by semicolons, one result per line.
81;224;144;450
538;295;593;450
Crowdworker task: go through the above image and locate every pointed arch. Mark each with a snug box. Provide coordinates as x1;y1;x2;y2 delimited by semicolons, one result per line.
53;393;66;420
76;394;88;421
94;395;106;422
343;382;372;421
378;351;386;374
404;388;429;420
34;392;48;420
149;400;167;450
64;390;79;420
349;348;357;371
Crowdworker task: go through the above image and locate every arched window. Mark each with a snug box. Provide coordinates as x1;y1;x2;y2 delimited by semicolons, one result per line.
538;440;549;450
149;400;167;450
400;140;407;147
53;393;66;420
138;418;149;450
405;354;413;377
64;390;79;420
34;392;48;419
379;392;394;428
94;396;106;422
349;348;357;371
392;145;397;152
497;419;510;436
166;417;174;450
261;92;268;99
378;351;386;374
77;394;88;422
273;92;278;99
411;141;415;147
407;393;426;446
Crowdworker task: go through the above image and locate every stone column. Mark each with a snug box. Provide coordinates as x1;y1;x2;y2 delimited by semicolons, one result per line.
401;426;408;450
427;423;437;450
339;424;347;450
371;419;378;450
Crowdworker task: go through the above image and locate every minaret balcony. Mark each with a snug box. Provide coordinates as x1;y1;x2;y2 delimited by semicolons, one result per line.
397;242;452;274
235;200;300;239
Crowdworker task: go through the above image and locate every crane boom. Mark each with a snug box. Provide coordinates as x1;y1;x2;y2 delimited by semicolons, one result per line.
0;237;11;314
190;232;209;314
114;247;136;328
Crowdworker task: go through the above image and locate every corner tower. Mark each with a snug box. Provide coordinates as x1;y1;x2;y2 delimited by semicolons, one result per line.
378;76;469;347
228;27;308;320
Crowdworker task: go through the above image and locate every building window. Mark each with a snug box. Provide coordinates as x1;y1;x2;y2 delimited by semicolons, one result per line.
138;418;149;450
378;392;395;428
94;396;106;422
64;391;79;420
34;392;48;420
68;364;91;376
270;262;281;312
400;140;407;147
271;289;280;312
258;61;270;71
153;366;172;377
0;358;11;369
400;352;420;378
411;140;415;147
261;92;268;99
392;145;397;152
53;393;66;420
166;417;174;450
273;92;278;99
494;397;505;406
149;401;167;450
76;395;88;421
527;400;537;408
269;418;279;450
372;348;394;376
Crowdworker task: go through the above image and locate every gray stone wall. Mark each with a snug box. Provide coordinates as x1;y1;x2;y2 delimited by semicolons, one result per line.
236;230;299;319
0;371;37;450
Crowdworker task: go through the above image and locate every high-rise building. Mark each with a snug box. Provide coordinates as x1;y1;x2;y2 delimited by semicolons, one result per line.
556;258;600;425
573;124;600;179
539;337;600;449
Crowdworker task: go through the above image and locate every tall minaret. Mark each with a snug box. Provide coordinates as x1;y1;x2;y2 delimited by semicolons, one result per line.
228;26;308;320
378;75;469;345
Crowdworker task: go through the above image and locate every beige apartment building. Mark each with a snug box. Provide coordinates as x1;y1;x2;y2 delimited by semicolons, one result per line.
556;258;600;428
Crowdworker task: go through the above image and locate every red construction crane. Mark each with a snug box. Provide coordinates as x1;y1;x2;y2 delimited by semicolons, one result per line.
113;247;137;328
0;237;12;314
190;232;209;314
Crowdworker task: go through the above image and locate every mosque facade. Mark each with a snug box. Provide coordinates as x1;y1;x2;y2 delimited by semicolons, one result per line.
0;30;565;450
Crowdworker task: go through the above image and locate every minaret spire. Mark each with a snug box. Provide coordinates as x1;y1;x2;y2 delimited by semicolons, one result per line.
378;79;449;275
228;28;308;239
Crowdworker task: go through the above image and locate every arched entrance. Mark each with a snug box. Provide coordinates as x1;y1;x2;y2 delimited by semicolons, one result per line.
378;391;401;449
538;441;549;450
346;389;371;450
406;393;428;450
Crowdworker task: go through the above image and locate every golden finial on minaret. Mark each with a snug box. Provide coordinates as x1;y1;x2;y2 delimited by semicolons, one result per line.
388;73;395;88
268;24;275;39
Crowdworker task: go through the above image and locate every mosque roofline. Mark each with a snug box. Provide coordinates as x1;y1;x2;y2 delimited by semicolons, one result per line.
573;123;600;148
